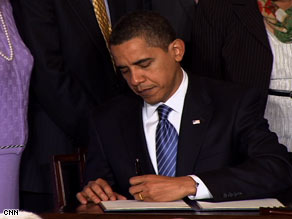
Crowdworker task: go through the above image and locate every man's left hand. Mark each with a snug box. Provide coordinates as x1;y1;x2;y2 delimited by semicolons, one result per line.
129;175;197;201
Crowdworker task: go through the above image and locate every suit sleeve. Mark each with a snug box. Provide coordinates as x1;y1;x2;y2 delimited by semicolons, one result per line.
83;109;121;192
197;89;292;201
83;120;116;187
16;0;95;144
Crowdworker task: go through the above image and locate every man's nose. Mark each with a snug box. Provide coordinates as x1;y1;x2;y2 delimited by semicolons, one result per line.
129;70;145;86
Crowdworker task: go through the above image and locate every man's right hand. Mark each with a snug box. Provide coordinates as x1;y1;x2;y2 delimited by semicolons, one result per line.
76;178;127;204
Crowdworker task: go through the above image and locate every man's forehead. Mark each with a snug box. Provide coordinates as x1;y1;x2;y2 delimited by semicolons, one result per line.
114;37;147;48
111;39;157;61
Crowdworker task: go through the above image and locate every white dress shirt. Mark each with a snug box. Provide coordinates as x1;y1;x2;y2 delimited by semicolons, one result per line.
142;69;212;199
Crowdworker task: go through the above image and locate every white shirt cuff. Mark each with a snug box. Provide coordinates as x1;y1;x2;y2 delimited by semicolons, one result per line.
188;175;213;200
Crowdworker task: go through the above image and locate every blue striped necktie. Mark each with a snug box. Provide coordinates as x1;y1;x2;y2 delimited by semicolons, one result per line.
156;104;178;177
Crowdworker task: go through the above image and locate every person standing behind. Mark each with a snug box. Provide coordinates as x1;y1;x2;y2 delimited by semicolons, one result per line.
0;0;33;211
11;0;145;213
192;0;292;152
149;0;195;71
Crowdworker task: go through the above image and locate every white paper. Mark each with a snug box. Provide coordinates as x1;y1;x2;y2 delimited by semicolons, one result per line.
197;198;284;210
100;200;191;211
100;198;284;212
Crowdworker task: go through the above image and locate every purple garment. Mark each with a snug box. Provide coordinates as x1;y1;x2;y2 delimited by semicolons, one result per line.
0;0;33;211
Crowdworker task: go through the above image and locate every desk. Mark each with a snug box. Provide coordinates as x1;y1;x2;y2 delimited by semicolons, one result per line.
40;213;291;219
40;203;292;219
40;187;292;219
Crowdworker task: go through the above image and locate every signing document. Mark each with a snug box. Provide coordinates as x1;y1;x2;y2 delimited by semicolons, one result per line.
100;198;284;212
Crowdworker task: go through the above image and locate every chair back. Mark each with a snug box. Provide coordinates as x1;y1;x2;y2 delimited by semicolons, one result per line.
53;147;86;212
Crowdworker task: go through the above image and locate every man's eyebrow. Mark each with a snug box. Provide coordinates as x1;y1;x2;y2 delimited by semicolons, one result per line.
116;65;127;70
133;58;153;66
116;58;154;69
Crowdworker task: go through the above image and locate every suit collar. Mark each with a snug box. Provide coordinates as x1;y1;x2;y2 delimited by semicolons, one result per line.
176;74;214;176
231;0;271;49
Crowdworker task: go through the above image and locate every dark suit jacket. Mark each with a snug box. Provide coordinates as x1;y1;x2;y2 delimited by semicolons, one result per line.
149;0;195;71
192;0;273;93
11;0;145;194
150;0;194;42
85;75;292;201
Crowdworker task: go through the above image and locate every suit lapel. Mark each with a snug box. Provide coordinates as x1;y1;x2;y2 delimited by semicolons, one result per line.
231;0;271;49
176;75;214;176
66;0;109;54
119;97;156;175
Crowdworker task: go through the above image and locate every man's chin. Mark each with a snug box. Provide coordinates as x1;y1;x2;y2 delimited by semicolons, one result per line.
135;88;161;105
142;96;160;105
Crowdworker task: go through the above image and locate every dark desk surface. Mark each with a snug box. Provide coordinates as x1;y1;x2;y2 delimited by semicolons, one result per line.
40;212;292;219
40;203;292;219
40;187;292;219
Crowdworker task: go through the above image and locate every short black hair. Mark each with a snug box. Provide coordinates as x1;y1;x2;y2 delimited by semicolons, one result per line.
109;11;176;51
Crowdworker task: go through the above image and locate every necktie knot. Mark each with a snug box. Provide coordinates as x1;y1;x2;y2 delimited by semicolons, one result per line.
157;104;172;121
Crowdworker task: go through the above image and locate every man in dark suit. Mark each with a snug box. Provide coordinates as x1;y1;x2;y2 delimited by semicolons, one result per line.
77;11;292;204
11;0;146;212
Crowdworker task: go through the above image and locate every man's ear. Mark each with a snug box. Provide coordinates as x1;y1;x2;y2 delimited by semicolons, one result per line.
169;39;185;62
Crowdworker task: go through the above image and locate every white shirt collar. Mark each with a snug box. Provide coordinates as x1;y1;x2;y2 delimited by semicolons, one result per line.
143;68;188;118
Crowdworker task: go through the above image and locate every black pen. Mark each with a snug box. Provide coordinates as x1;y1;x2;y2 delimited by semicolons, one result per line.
135;158;142;176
